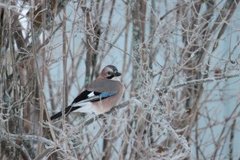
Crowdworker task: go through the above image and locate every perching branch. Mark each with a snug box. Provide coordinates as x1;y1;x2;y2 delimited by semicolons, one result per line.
84;100;130;126
157;73;240;93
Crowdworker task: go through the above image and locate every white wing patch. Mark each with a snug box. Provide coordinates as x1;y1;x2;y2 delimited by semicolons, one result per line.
87;91;95;97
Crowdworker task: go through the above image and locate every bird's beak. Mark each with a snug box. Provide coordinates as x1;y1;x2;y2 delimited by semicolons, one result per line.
114;72;121;76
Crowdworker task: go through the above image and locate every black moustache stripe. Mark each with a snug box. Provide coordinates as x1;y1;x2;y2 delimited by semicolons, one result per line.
107;75;114;79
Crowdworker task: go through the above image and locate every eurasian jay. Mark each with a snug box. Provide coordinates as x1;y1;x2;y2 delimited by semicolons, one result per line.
50;65;124;120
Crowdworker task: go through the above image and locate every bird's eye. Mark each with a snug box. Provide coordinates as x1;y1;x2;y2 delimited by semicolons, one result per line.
107;71;111;75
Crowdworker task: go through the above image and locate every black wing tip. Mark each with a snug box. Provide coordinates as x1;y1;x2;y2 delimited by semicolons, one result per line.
50;112;62;120
50;106;82;120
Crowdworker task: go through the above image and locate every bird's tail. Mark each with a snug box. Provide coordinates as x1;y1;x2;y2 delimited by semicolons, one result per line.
50;105;81;120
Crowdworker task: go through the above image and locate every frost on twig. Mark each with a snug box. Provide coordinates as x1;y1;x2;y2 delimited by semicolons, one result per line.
160;119;191;159
157;73;240;93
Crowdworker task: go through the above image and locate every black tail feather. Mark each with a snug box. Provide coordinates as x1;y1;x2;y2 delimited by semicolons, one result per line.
50;105;81;120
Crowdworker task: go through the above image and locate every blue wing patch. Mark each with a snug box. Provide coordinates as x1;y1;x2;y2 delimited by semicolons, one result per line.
99;92;116;99
87;91;116;102
71;90;117;105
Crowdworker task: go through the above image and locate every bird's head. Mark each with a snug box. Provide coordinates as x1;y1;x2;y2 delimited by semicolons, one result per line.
100;65;122;79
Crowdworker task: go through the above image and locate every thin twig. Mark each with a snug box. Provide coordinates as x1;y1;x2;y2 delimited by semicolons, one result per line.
157;73;240;92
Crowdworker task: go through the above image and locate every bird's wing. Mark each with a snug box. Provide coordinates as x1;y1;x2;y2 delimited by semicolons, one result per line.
71;90;117;106
71;90;92;104
71;79;119;105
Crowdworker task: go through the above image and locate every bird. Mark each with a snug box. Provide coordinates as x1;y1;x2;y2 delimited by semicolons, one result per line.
50;65;124;120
